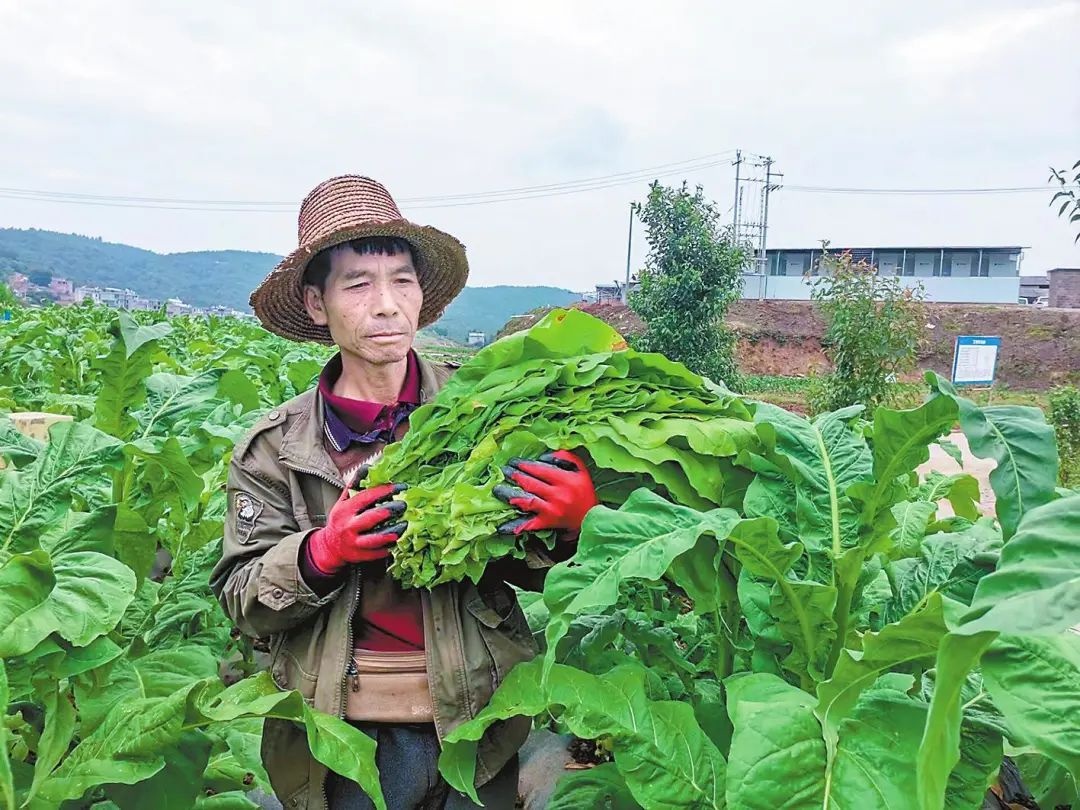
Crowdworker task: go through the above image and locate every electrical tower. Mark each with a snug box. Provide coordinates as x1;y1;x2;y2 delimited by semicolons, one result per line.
731;150;783;275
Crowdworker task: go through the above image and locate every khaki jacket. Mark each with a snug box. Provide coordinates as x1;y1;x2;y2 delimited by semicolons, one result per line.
210;357;536;810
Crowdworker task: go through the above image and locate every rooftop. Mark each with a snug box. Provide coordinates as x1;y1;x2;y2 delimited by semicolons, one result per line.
767;245;1028;252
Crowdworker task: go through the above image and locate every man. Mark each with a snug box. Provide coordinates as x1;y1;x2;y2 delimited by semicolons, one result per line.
210;175;598;810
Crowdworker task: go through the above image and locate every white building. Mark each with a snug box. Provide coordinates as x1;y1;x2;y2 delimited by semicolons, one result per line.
742;245;1027;304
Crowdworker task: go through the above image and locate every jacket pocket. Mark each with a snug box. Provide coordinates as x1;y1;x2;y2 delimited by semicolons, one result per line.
269;633;318;704
465;591;538;685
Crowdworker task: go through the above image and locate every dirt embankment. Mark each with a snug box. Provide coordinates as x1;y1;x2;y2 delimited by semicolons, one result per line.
500;300;1080;391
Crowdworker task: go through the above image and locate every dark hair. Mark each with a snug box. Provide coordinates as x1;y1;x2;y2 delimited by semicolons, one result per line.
303;236;416;292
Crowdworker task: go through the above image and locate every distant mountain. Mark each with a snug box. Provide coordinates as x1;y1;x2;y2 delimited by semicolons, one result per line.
0;228;580;342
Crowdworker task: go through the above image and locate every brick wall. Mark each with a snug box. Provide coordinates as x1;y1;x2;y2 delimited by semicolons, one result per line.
1048;268;1080;308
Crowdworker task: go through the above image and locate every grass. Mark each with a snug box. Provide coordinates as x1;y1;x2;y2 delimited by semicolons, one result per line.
739;373;1049;414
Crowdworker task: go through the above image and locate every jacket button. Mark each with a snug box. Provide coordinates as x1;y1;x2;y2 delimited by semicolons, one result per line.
268;410;281;421
272;587;284;599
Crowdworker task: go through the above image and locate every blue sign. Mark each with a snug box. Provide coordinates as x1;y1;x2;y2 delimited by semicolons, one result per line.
1;310;10;322
951;335;1001;386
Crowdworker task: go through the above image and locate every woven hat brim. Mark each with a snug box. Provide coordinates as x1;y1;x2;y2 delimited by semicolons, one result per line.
250;221;468;345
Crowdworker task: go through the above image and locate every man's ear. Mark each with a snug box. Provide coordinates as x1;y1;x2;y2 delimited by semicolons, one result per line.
303;285;329;326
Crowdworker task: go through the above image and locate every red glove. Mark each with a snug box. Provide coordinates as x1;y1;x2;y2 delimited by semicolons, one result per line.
307;482;408;575
493;450;598;536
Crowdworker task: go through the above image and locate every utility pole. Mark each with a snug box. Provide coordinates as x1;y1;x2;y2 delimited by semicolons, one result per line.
760;157;783;267
623;201;637;304
732;149;742;234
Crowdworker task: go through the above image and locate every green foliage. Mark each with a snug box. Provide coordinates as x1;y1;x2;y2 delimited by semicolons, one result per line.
628;182;746;388
0;283;18;311
0;304;385;809
369;309;759;588
1048;160;1080;243
4;300;1076;810
418;319;1074;810
809;248;926;414
1049;383;1080;487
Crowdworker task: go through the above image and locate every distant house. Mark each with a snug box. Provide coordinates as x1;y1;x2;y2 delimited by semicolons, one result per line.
742;245;1027;304
1019;275;1049;304
593;281;640;304
7;272;29;296
165;297;193;317
467;330;486;347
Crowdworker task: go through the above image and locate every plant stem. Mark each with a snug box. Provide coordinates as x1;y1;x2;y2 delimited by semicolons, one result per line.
712;609;733;680
824;577;856;679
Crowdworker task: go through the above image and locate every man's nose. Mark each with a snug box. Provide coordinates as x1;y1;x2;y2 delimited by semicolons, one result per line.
371;281;400;316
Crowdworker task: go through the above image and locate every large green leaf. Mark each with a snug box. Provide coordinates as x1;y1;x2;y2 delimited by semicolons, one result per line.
542;489;742;671
93;315;172;441
0;550;136;657
546;763;641;810
884;523;993;624
125;436;204;516
193;673;385;810
108;729;214;810
915;471;981;523
0;659;15;810
869;397;959;497
0;421;123;554
35;685;192;805
0;416;44;469
0;552;54;648
24;681;78;804
439;660;725;809
928;373;1058;539
958;494;1080;636
816;593;949;794
916;631;996;810
725;673;826;809
888;500;938;559
981;633;1080;784
42;673;386;810
136;369;226;437
75;645;221;734
751;403;871;555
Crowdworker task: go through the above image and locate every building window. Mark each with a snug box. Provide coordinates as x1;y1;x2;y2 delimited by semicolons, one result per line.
912;255;934;277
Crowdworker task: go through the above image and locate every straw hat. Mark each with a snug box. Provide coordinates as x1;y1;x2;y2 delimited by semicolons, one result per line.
250;175;468;344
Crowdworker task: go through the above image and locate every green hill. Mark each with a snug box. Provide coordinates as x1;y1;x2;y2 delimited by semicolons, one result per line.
0;228;580;342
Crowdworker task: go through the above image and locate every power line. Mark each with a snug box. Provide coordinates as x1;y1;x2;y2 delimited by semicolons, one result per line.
786;184;1052;195
0;157;737;213
0;161;1060;215
0;150;739;211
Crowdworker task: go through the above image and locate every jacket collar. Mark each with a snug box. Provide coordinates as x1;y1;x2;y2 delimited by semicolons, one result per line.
276;353;449;484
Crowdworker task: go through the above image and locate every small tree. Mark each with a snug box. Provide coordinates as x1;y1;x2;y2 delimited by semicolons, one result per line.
0;281;19;310
1049;384;1080;488
808;248;925;413
629;181;746;388
1049;160;1080;243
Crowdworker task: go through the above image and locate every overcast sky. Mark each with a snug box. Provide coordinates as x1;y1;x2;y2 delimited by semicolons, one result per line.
1;0;1077;289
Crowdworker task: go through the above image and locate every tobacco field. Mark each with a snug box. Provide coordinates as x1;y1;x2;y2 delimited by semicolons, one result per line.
1;303;1078;810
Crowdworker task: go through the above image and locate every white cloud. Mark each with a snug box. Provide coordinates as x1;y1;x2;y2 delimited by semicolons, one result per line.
0;0;1077;290
893;3;1079;83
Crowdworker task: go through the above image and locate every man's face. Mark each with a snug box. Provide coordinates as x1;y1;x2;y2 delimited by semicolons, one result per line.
303;245;423;365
